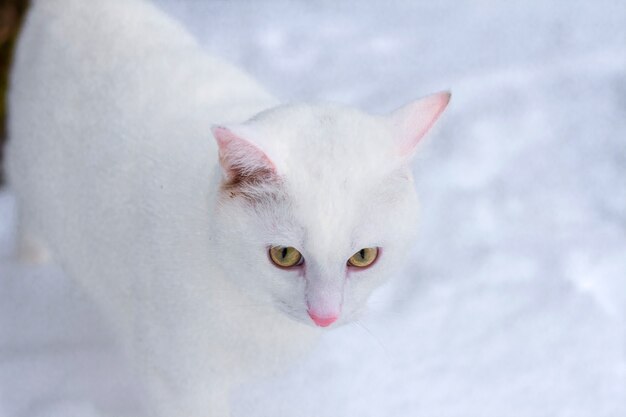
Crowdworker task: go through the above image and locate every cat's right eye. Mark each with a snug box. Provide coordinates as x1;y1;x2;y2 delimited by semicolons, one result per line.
269;246;304;268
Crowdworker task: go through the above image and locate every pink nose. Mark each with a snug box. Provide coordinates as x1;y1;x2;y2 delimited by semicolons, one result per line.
308;311;338;327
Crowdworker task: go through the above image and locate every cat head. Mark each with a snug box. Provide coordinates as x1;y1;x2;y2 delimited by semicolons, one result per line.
211;92;450;328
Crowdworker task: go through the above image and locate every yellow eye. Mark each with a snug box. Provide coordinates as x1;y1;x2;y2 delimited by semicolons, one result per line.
269;246;303;268
348;247;379;268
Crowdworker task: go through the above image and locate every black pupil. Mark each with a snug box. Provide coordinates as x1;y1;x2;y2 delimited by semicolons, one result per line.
281;247;288;259
359;249;366;259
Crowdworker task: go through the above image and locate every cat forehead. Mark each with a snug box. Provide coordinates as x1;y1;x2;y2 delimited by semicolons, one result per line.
275;172;408;261
249;102;378;132
243;103;392;177
223;103;413;250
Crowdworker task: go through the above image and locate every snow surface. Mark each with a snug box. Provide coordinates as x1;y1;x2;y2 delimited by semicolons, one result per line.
1;0;625;416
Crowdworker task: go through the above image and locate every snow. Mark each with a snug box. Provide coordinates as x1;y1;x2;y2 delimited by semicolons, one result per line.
1;1;625;416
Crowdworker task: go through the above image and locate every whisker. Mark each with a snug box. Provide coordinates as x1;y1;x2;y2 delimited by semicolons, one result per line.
353;319;391;360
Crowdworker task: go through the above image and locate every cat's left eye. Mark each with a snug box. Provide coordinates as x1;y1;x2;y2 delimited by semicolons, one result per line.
347;247;379;268
269;246;304;268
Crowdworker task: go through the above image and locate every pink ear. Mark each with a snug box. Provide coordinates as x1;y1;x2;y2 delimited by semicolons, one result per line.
211;126;276;184
391;91;451;157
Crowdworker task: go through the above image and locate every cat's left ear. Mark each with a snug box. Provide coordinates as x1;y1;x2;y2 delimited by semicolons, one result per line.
389;91;451;158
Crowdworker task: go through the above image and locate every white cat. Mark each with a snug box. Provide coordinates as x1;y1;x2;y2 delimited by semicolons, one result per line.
5;0;449;416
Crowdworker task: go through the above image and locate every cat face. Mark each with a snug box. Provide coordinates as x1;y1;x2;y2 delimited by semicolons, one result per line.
211;92;449;327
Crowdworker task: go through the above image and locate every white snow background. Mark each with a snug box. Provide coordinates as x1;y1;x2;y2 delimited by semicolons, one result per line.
1;0;625;416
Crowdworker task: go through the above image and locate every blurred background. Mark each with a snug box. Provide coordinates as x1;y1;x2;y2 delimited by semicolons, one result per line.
1;1;625;416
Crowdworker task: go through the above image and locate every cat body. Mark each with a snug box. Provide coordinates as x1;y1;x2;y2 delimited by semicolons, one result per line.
6;0;449;416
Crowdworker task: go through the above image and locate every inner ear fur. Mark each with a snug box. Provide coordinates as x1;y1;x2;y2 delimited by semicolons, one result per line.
391;91;451;158
211;126;281;202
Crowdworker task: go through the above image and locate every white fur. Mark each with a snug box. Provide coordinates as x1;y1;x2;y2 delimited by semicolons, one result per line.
5;0;448;416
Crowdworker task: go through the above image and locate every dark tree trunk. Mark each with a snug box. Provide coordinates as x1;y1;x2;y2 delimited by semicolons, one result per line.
0;0;29;185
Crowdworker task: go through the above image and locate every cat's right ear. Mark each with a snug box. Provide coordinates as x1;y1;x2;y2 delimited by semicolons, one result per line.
211;126;277;186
